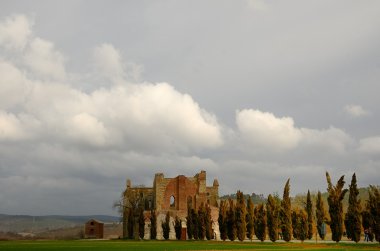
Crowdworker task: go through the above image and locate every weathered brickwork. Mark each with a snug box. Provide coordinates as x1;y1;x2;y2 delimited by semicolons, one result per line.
123;171;220;240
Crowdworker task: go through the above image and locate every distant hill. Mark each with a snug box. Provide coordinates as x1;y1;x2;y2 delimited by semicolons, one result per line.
0;214;120;233
220;192;266;205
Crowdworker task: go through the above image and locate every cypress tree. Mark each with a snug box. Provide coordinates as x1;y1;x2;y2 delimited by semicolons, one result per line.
162;211;170;240
366;185;380;242
326;172;348;242
174;216;182;240
127;208;134;239
138;208;145;239
218;200;228;241
150;210;157;240
227;199;237;241
236;191;247;241
291;210;299;239
344;173;362;242
254;203;266;241
186;205;193;239
246;197;255;241
192;209;199;240
205;203;213;240
298;209;308;242
362;210;374;241
198;203;206;240
306;190;313;239
315;191;326;240
280;179;292;242
266;194;279;242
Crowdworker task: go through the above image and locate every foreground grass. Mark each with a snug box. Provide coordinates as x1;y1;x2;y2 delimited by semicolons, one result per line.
0;240;378;251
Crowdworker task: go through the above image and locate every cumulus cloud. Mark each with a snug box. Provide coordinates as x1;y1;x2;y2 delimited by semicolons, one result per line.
93;43;125;83
24;37;66;80
236;109;301;151
0;14;32;50
358;136;380;154
236;109;352;153
344;104;370;118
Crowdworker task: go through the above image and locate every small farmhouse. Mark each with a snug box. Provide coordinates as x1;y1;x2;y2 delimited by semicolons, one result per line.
84;219;104;239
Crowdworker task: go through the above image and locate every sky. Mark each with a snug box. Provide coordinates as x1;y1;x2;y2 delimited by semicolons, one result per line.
0;0;379;216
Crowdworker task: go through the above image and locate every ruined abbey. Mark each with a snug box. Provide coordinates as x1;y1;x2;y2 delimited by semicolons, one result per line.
122;171;220;240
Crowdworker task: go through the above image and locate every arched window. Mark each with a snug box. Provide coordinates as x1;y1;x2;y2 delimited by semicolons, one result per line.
170;195;175;208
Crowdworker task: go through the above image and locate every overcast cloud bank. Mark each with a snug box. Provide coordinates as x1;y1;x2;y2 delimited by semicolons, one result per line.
0;1;379;215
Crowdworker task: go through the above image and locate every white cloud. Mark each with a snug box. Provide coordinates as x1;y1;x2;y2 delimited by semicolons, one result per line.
358;136;380;154
236;109;352;153
0;14;32;50
236;109;301;151
93;43;126;84
0;111;29;141
0;60;31;109
344;104;370;118
24;37;66;80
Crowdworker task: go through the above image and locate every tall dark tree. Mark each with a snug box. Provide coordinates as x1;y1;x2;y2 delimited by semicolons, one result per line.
218;200;228;241
174;216;182;240
365;185;380;242
280;179;292;242
362;210;374;241
138;208;145;239
298;209;308;242
254;203;266;242
306;190;313;240
315;191;326;240
192;209;199;240
150;210;157;240
326;172;348;242
344;173;362;242
291;210;299;239
198;203;206;240
127;208;134;239
205;203;213;240
186;205;193;239
266;194;280;242
246;197;255;241
162;211;170;240
227;199;237;241
236;191;247;241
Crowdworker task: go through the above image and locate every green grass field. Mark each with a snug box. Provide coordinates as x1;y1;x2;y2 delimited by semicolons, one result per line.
0;240;378;251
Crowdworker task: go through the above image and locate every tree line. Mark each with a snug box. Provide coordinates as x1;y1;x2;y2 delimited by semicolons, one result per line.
217;172;379;243
116;172;379;242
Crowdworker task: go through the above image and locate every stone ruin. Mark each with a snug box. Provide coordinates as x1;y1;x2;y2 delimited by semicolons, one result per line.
122;170;220;240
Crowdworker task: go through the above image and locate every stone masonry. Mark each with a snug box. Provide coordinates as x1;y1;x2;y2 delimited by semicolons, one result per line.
123;171;220;240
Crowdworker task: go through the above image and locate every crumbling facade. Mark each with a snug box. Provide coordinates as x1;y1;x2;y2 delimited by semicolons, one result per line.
122;171;219;240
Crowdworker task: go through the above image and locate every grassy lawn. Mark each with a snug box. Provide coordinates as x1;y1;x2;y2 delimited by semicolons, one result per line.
0;240;378;251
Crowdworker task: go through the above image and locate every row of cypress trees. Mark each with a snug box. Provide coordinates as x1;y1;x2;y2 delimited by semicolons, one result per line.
218;172;379;243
